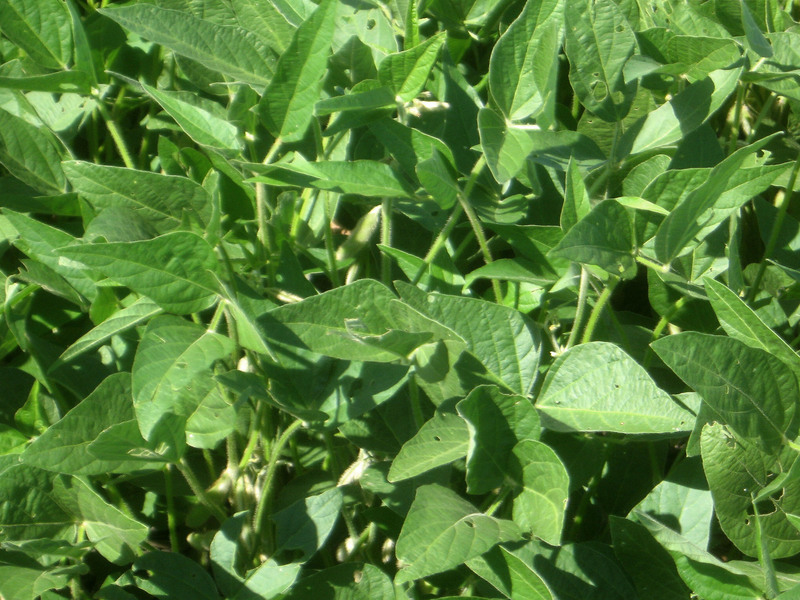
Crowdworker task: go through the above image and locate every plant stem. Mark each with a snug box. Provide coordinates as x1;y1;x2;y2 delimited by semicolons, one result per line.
580;277;618;344
746;92;777;143
177;458;228;524
409;374;424;429
747;149;800;302
459;193;502;303
727;82;747;155
164;464;181;552
380;197;393;286
93;94;135;169
636;254;670;273
411;203;463;285
752;492;780;598
412;155;486;285
604;122;621;199
642;296;688;368
253;419;304;540
565;267;589;350
239;401;264;470
324;196;342;287
485;485;512;516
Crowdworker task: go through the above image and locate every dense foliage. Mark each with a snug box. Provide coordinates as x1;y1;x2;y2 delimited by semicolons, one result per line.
1;0;800;598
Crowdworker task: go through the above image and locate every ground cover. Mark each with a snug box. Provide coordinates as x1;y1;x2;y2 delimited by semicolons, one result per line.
1;0;800;598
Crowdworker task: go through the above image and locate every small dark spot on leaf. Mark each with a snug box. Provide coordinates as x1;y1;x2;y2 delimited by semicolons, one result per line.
367;18;376;29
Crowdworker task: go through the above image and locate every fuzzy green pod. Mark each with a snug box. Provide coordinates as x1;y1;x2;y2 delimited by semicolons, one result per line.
335;205;382;261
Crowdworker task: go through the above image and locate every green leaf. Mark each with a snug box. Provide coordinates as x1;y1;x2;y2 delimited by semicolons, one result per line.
378;32;446;102
0;109;68;194
211;513;302;600
510;440;569;545
417;149;459;209
0;564;72;600
231;0;308;54
234;560;301;600
0;0;73;69
489;0;564;122
395;483;520;583
629;67;741;154
653;133;782;263
0;70;91;93
457;385;540;494
314;86;396;116
53;297;162;369
497;547;554;600
4;208;97;301
141;83;242;153
565;0;637;122
247;156;415;199
265;279;400;362
480;108;606;181
561;157;591;232
397;282;542;395
369;117;456;177
99;4;274;86
132;315;234;448
479;108;538;184
53;476;147;565
258;0;337;143
666;35;742;81
62;161;211;233
701;422;800;559
282;563;395;600
741;0;772;58
274;488;343;561
210;513;247;597
0;464;74;541
133;551;221;600
464;258;555;291
750;33;800;101
58;231;221;315
388;411;470;482
634;511;762;600
262;350;408;427
633;456;713;549
651;332;797;451
184;377;237;450
537;342;694;434
22;373;156;475
704;278;800;382
609;517;691;600
477;541;638;599
549;199;636;277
